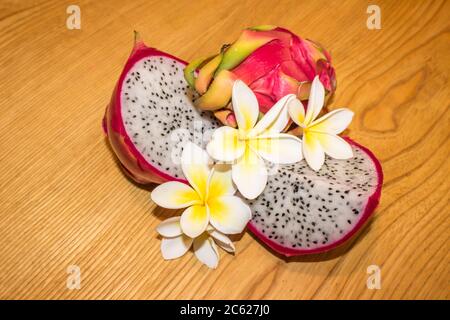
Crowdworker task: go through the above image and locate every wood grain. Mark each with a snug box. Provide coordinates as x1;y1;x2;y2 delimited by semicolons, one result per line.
0;0;448;299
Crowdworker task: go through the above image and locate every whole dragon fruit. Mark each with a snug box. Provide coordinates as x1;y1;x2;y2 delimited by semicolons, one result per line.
184;25;336;126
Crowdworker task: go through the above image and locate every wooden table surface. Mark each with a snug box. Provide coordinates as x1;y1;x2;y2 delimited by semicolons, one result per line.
0;0;448;300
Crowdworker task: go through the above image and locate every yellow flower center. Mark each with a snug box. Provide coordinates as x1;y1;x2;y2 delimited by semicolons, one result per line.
237;129;248;141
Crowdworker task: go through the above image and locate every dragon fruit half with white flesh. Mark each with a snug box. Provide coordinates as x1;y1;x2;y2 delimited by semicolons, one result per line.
247;138;382;256
103;33;220;184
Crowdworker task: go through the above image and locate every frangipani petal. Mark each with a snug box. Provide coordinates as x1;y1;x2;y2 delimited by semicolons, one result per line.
251;94;295;136
288;97;306;126
180;205;209;238
250;134;303;164
193;234;219;269
208;195;251;234
151;181;201;209
161;235;193;260
207;163;236;200
309;108;354;134
232;80;259;132
232;148;268;200
181;142;212;199
316;133;353;159
206;126;245;162
208;228;235;253
157;216;183;238
303;131;325;171
304;76;325;125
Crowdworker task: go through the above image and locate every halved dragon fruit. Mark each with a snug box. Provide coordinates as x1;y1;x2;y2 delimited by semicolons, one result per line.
247;138;383;256
103;34;220;184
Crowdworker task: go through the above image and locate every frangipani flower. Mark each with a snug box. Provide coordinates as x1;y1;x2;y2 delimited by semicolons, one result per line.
288;76;354;171
157;217;234;269
207;80;303;199
151;141;251;239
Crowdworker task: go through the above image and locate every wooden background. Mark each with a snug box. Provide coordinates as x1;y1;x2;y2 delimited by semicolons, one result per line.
0;0;448;299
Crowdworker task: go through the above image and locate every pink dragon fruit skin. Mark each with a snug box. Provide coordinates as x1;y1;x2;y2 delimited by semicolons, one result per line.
185;26;337;123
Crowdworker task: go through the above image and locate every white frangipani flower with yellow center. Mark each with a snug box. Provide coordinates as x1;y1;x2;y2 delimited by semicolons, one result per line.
288;76;354;171
151;141;251;239
206;80;303;200
157;218;235;269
